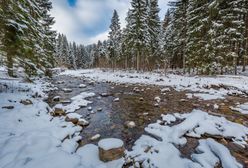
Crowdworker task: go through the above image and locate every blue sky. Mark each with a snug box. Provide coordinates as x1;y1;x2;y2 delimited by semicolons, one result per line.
51;0;169;45
67;0;77;7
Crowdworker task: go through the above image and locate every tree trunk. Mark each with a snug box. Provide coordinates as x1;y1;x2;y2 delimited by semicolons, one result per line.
7;52;13;77
136;50;140;71
234;57;237;75
243;55;246;72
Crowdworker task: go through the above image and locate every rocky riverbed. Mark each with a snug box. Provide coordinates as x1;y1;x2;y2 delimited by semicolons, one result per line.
47;74;248;166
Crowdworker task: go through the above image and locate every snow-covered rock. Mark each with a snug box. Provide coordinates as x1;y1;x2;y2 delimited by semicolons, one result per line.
53;96;60;102
113;98;120;102
98;138;125;162
79;84;87;88
127;110;247;168
91;134;101;141
154;96;161;103
125;121;136;128
62;88;72;93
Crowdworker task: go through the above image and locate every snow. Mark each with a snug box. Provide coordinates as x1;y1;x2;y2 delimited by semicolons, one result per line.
56;92;95;113
146;110;248;146
161;114;176;124
128;110;246;168
231;103;248;114
192;139;242;168
113;97;120;102
98;138;124;150
79;84;87;88
0;76;124;168
76;144;124;168
90;134;101;141
1;68;247;168
60;69;248;100
193;93;224;100
0;79;84;168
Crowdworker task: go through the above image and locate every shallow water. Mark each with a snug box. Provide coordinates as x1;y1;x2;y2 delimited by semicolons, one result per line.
47;75;197;149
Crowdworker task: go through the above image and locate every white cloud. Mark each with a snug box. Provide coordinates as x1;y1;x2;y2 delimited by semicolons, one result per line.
51;0;169;45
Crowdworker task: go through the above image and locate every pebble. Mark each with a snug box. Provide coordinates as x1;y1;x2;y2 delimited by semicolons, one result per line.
125;121;136;128
90;134;101;141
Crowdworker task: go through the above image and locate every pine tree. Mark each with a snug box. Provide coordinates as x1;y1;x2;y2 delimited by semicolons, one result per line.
0;0;55;76
128;0;150;71
167;0;188;71
108;10;122;70
160;10;172;70
147;0;161;69
185;0;209;74
38;0;56;70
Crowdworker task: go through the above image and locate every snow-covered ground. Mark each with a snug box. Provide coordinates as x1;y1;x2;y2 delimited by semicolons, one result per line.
128;110;247;168
61;69;248;100
0;71;123;168
1;68;248;168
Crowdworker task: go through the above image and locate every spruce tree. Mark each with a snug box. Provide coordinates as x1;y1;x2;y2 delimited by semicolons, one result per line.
128;0;150;71
108;10;122;70
147;0;161;69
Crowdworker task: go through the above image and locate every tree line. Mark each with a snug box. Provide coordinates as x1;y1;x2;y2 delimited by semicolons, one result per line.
1;0;248;76
57;0;248;74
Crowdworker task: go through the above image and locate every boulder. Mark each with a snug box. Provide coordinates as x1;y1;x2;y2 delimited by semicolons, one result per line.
57;81;64;84
62;88;72;93
79;84;87;88
20;99;33;105
97;108;103;112
154;103;159;107
65;117;79;124
98;138;125;162
61;99;71;104
100;93;109;97
78;119;90;127
53;96;60;102
53;107;66;116
113;98;120;102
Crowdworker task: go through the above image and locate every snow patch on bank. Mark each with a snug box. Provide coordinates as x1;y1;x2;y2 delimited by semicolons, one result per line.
128;110;247;168
231;103;248;114
60;69;248;100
